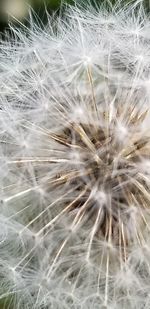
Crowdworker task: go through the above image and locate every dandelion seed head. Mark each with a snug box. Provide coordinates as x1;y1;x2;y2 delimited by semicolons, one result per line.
0;1;150;308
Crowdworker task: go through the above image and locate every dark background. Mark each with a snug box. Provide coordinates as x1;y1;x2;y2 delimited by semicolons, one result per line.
0;0;150;31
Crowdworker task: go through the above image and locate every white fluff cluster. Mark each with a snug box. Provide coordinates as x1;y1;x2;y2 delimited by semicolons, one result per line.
0;1;150;308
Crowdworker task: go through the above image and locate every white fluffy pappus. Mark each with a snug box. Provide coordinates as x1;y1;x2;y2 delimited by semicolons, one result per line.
0;1;150;308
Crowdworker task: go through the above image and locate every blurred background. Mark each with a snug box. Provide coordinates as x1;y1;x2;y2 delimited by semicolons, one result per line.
0;0;72;31
0;0;149;31
0;0;68;31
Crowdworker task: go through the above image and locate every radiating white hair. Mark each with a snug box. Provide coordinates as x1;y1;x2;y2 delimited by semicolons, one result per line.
0;1;150;308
